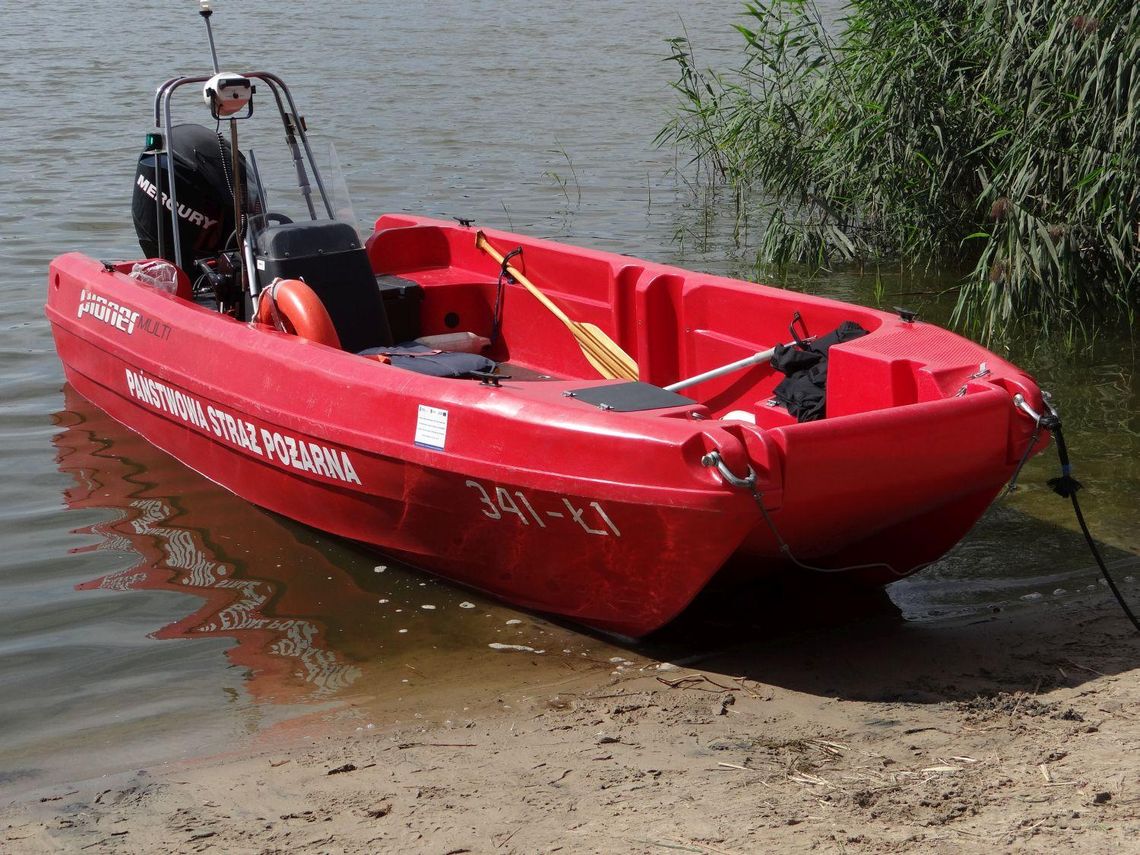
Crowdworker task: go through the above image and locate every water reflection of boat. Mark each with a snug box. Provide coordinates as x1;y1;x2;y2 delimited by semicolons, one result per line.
55;386;362;702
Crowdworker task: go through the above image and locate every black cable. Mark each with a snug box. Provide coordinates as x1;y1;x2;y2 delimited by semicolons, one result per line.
1002;418;1042;497
491;247;522;346
1068;491;1139;632
746;484;924;579
1044;414;1140;634
748;404;1138;631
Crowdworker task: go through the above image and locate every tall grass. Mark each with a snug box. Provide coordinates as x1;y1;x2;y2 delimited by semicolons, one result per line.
660;0;1139;338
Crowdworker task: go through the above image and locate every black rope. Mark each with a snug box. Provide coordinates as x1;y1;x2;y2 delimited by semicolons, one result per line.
491;246;522;346
216;129;232;199
742;401;1139;632
1042;409;1140;633
788;311;810;347
1003;418;1043;497
216;129;246;247
745;484;921;578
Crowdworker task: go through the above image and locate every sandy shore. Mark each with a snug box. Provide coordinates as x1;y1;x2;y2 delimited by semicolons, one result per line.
3;591;1137;854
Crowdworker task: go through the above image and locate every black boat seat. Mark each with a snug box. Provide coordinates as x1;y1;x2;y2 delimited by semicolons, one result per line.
255;220;394;352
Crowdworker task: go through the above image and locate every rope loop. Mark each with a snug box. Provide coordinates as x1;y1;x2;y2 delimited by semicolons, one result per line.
490;246;523;345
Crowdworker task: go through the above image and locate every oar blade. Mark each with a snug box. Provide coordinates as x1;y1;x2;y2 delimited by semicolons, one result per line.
573;322;639;381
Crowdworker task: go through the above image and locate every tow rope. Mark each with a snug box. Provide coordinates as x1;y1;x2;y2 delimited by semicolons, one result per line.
1015;395;1140;634
490;246;521;346
701;450;921;579
705;393;1140;633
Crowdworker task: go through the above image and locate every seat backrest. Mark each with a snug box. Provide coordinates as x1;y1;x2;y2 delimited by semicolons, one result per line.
255;220;394;352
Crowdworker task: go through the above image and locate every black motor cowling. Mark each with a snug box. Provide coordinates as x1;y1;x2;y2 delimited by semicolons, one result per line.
132;124;252;266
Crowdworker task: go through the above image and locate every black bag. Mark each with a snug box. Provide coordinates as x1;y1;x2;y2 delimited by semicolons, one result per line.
770;321;868;422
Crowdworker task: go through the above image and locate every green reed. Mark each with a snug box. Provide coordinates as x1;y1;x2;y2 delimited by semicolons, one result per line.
660;0;1139;338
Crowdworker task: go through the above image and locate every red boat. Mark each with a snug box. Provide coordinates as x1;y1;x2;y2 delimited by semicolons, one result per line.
46;6;1050;637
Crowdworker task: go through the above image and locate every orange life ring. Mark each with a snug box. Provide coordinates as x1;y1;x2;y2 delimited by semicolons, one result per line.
255;278;342;350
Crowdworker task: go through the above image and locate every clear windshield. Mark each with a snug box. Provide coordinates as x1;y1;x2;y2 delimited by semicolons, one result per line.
326;142;360;236
242;138;358;247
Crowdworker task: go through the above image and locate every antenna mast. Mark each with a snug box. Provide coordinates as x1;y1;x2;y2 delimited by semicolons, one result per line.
199;0;221;73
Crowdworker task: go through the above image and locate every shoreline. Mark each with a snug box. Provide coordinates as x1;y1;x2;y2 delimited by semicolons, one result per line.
4;591;1137;853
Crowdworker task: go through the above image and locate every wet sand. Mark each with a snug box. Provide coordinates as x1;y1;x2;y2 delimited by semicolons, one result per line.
3;589;1137;854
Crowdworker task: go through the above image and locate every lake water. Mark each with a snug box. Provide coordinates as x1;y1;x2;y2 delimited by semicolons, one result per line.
1;0;1136;795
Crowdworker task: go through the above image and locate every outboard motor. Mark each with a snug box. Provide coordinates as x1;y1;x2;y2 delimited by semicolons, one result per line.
132;123;252;267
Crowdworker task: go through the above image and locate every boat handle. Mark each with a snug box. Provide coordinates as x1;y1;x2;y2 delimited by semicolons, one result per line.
701;451;757;490
1012;393;1044;423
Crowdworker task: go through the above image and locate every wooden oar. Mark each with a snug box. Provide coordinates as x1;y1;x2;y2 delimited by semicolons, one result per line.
475;231;638;381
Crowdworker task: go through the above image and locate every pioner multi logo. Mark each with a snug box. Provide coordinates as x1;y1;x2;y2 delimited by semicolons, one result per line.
78;289;140;334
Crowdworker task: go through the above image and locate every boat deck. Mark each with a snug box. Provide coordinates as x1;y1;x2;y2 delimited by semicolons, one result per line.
495;362;559;382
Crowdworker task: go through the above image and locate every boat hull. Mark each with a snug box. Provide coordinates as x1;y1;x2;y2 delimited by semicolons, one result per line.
50;258;769;636
47;219;1048;636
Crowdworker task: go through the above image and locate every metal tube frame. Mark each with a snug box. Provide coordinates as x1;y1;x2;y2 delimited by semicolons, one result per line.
664;346;780;393
152;72;334;271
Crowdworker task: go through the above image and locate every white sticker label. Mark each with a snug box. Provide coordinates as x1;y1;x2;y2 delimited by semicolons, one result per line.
414;405;448;450
256;258;265;270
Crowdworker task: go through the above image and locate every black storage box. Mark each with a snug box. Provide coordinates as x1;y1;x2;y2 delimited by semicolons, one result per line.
375;275;424;344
